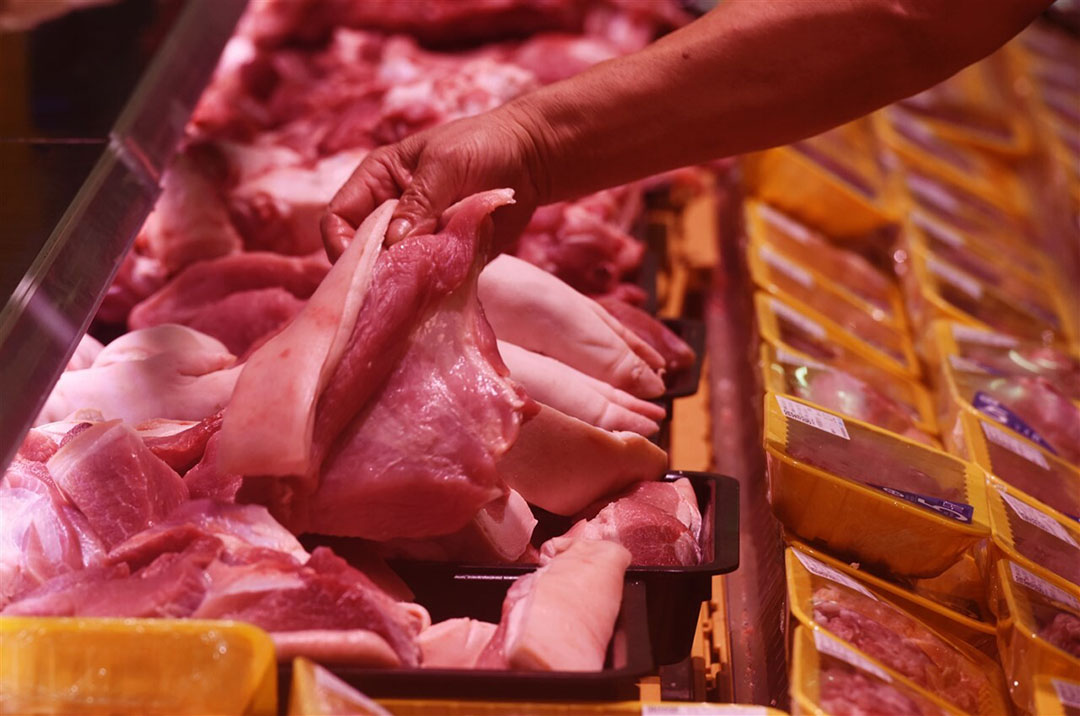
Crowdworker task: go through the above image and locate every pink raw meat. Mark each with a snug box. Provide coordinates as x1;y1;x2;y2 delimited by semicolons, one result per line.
0;459;104;608
419;618;498;668
1039;611;1080;657
139;148;242;275
129;252;329;357
184;433;244;502
510;32;618;83
136;412;223;475
819;663;948;716
477;539;630;670
966;374;1080;464
595;296;695;372
38;326;240;426
222;191;531;541
541;478;702;566
46;421;189;550
96;250;168;326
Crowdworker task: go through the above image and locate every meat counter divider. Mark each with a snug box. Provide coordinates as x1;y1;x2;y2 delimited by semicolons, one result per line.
0;0;247;473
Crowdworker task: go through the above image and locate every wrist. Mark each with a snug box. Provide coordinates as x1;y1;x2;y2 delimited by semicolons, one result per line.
496;98;559;207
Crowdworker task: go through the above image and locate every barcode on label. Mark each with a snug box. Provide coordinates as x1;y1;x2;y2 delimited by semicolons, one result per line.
761;245;814;288
759;203;812;242
952;323;1018;347
793;549;877;600
912;211;965;248
1000;488;1079;548
777;396;850;439
775;346;827;370
771;298;826;340
927;257;983;299
949;354;987;374
1053;678;1080;709
814;630;892;682
643;706;767;716
982;421;1050;471
1010;562;1080;611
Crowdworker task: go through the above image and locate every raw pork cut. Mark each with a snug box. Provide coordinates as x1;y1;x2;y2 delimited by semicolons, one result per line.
498;341;664;435
379;490;537;563
418;618;498;668
963;374;1080;464
129;252;329;357
96;250;168;325
477;539;630;670
38;325;240;426
540;478;702;566
595;297;695;372
65;334;104;371
139;148;242;274
46;421;189;550
497;403;667;515
479;255;665;397
813;584;991;713
136;412;223;475
1039;611;1080;657
229;148;367;255
222;191;531;540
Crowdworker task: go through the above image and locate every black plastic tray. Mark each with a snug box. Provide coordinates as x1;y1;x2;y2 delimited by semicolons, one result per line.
660;317;706;400
369;471;739;666
276;578;652;701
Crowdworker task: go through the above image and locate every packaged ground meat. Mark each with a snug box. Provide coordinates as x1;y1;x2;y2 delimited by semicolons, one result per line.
992;559;1080;713
943;323;1080;400
989;484;1080;592
790;625;959;716
787;549;1010;715
766;392;989;578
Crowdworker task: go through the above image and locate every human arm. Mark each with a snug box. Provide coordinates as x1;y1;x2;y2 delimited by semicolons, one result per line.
323;0;1051;258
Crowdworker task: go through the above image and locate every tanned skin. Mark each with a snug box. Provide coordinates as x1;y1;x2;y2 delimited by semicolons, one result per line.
322;0;1052;259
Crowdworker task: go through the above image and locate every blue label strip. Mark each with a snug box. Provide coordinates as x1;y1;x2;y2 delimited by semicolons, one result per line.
972;391;1059;455
871;485;974;523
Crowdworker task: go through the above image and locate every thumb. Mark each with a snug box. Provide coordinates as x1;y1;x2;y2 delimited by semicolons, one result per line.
385;159;457;245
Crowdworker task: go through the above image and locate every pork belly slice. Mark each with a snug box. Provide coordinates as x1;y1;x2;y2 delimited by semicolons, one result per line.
46;420;189;550
38;325;240;426
477;539;631;671
129;252;329;357
498;341;664;436
497;403;667;515
418;618;497;668
541;478;702;567
479;255;665;398
223;190;531;540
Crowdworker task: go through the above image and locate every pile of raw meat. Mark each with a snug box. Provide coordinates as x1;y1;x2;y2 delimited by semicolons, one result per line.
2;0;702;672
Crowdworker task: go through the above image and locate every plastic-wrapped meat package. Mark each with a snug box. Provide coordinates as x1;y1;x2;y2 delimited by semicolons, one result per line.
999;491;1080;588
977;418;1080;521
956;339;1080;400
816;654;951;716
956;373;1080;465
750;202;897;316
812;583;996;713
1039;611;1080;658
895;64;1016;143
782;364;936;446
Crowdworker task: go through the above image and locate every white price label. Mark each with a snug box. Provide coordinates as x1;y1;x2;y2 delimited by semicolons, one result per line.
951;323;1018;347
913;211;965;249
759;203;813;242
793;549;877;600
643;707;767;716
1053;678;1080;709
949;354;988;374
927;257;983;299
906;173;961;212
814;630;892;682
981;421;1050;471
775;346;827;370
760;245;814;288
1010;562;1080;612
771;298;826;340
1000;488;1079;548
777;396;850;440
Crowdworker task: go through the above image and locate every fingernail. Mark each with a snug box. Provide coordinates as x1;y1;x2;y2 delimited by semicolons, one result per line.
386;217;413;244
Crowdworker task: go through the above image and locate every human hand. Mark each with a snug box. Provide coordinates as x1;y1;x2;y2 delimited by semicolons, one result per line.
321;105;551;261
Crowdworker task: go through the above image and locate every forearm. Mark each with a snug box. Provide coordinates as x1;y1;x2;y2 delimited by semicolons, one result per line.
504;0;1050;204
